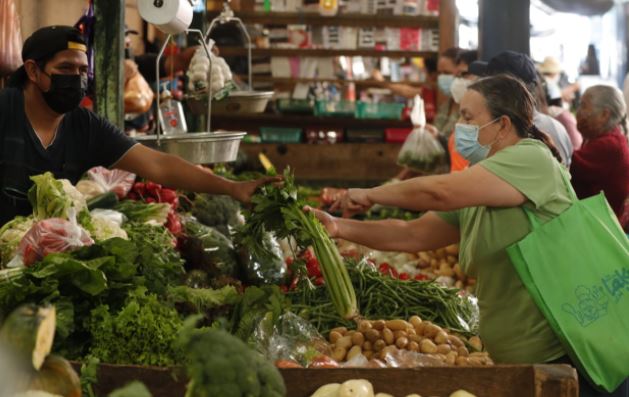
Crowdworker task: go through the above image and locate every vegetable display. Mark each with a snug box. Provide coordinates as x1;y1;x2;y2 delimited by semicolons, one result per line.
289;260;477;336
310;380;477;397
239;168;358;320
178;318;286;397
326;317;491;366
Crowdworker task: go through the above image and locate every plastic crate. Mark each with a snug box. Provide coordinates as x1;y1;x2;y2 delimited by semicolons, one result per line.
276;98;314;114
385;128;412;143
355;101;405;120
314;100;356;117
345;128;384;143
260;127;302;143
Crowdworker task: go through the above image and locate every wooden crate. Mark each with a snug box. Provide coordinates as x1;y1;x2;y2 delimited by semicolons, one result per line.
78;364;578;397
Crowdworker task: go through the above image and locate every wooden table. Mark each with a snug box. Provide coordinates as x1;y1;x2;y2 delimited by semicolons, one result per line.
79;363;579;397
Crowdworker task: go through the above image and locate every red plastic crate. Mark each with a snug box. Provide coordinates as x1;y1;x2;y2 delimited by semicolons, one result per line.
385;128;412;143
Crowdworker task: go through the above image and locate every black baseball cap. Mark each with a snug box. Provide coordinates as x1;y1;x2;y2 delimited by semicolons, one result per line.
469;51;538;85
8;25;87;87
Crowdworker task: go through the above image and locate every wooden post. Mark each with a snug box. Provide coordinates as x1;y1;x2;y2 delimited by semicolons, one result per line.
478;0;530;60
93;0;124;127
439;0;458;52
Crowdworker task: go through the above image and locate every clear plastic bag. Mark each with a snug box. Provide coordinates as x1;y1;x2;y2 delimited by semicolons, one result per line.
0;0;22;76
253;312;331;366
16;211;94;267
397;95;446;172
86;167;136;199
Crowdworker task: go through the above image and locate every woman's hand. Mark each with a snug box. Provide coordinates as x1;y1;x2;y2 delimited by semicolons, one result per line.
230;176;282;204
304;206;339;238
330;188;374;217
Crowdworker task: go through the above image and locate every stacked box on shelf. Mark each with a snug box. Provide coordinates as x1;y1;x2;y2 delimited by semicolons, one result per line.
346;128;385;142
385;127;412;143
260;127;303;143
355;101;405;120
314;100;356;117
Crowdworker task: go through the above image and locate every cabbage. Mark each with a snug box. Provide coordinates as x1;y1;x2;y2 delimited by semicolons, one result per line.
27;173;87;220
0;216;34;267
90;212;128;241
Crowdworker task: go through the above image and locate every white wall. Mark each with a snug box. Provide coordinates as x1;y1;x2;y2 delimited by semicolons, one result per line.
18;0;87;40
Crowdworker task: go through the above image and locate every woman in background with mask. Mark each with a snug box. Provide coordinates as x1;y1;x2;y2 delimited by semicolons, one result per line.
308;74;582;377
448;50;478;171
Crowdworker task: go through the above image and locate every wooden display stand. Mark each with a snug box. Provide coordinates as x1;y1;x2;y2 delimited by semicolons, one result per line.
78;363;579;397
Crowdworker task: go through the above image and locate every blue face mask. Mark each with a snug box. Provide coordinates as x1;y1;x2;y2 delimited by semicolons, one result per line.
437;74;454;96
454;118;500;165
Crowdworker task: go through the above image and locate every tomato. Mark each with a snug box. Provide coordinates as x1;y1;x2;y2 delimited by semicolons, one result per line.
399;272;410;281
414;274;429;281
133;182;146;196
314;276;325;286
308;355;340;368
378;263;390;274
275;359;303;368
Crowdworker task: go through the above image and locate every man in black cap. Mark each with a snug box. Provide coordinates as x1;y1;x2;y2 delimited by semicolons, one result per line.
0;25;275;226
469;51;574;166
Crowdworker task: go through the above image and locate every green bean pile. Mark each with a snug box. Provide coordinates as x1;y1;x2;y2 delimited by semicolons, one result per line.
289;260;478;336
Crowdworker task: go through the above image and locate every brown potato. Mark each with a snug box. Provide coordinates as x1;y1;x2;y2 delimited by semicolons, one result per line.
372;320;386;330
336;335;353;350
420;339;438;354
434;331;449;345
409;315;423;329
362;340;373;351
347;345;363;361
358;320;372;333
385;319;411;331
436;344;452;355
393;330;408;340
351;332;365;346
382;328;395;345
408;341;420;352
331;326;348;335
469;336;483;351
329;331;343;344
445;351;458;365
395;336;409;349
332;346;347;362
455;356;470;366
373;339;386;352
406;328;417;337
448;335;464;348
423;323;442;338
409;334;423;343
365;329;381;343
457;346;469;357
445;244;459;256
363;350;373;360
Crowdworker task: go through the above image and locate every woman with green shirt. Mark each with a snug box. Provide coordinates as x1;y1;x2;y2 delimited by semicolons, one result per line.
308;74;628;397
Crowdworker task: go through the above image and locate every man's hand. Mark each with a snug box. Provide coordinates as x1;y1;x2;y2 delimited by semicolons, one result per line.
304;206;339;238
330;188;373;217
230;176;282;204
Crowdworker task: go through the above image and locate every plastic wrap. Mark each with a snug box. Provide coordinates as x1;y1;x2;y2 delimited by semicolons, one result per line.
397;95;446;172
253;312;331;366
86;167;136;199
15;212;94;267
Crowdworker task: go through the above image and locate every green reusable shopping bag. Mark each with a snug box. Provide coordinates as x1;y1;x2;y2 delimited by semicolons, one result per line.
507;171;629;392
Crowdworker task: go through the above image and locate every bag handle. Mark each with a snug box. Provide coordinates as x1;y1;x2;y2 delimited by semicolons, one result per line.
523;167;578;230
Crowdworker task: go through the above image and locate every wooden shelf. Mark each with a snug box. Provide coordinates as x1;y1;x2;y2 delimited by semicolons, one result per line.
239;142;403;181
207;11;439;29
236;75;425;88
218;47;437;58
211;113;412;129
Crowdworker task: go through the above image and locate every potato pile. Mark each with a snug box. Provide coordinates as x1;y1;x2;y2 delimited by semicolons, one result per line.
417;245;475;292
328;317;493;367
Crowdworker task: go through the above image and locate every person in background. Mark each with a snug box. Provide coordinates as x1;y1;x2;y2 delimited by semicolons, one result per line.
448;49;479;172
538;56;580;109
393;47;462;180
310;74;629;397
0;26;277;226
469;51;574;167
536;71;582;150
580;44;600;76
571;85;629;231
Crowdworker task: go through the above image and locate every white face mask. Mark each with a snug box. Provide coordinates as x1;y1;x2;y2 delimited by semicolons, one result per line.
450;77;471;104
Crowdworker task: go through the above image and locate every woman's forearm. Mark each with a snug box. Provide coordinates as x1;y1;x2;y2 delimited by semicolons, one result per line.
366;175;450;212
336;218;421;252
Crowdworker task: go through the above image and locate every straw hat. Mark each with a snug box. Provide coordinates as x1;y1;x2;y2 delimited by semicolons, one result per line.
538;56;562;75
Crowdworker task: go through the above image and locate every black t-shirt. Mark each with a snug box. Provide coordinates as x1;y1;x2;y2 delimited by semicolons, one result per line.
0;87;137;226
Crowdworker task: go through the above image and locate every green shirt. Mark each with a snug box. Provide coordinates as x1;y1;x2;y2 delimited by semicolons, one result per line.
437;139;572;363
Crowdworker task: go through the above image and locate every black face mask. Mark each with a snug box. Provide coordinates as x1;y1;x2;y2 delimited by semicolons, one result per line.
39;71;87;114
